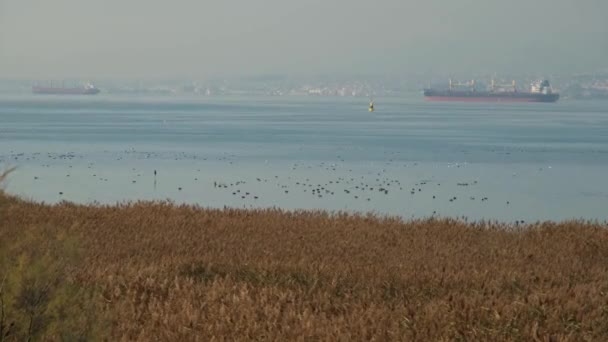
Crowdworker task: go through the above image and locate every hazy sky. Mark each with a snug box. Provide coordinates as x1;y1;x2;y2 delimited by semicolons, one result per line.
0;0;607;79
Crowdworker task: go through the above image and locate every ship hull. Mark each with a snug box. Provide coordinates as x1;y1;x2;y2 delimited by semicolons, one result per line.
32;87;100;95
423;90;559;103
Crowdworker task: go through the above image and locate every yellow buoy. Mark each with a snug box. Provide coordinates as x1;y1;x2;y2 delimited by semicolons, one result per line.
369;100;374;112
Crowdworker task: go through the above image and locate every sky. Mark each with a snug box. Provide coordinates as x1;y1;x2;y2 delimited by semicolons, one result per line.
0;0;607;79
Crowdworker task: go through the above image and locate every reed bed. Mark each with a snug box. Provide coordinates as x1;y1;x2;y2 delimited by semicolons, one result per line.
1;189;607;341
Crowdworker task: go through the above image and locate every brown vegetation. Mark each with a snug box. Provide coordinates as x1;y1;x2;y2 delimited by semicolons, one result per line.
1;185;608;341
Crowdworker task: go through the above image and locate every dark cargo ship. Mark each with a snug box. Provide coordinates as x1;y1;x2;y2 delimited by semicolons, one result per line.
32;82;100;95
424;79;559;103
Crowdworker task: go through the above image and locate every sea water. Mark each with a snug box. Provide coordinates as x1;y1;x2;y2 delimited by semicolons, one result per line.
1;94;607;222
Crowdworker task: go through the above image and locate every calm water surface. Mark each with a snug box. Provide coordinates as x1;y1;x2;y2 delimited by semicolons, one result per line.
1;94;607;222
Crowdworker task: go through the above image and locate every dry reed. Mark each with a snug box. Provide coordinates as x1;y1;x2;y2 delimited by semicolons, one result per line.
1;189;607;341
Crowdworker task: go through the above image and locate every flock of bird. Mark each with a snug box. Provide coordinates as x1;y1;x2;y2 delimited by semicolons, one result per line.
1;149;528;222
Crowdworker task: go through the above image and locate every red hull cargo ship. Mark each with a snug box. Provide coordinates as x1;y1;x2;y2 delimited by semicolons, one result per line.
32;82;100;95
424;79;559;103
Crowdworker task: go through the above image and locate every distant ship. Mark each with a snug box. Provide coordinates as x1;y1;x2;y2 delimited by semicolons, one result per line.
424;79;559;103
32;82;100;95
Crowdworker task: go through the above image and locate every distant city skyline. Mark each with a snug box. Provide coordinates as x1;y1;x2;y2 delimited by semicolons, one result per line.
2;71;608;100
1;0;607;79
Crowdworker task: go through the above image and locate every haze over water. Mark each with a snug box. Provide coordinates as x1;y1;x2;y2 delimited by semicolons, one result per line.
1;1;607;78
1;94;607;222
